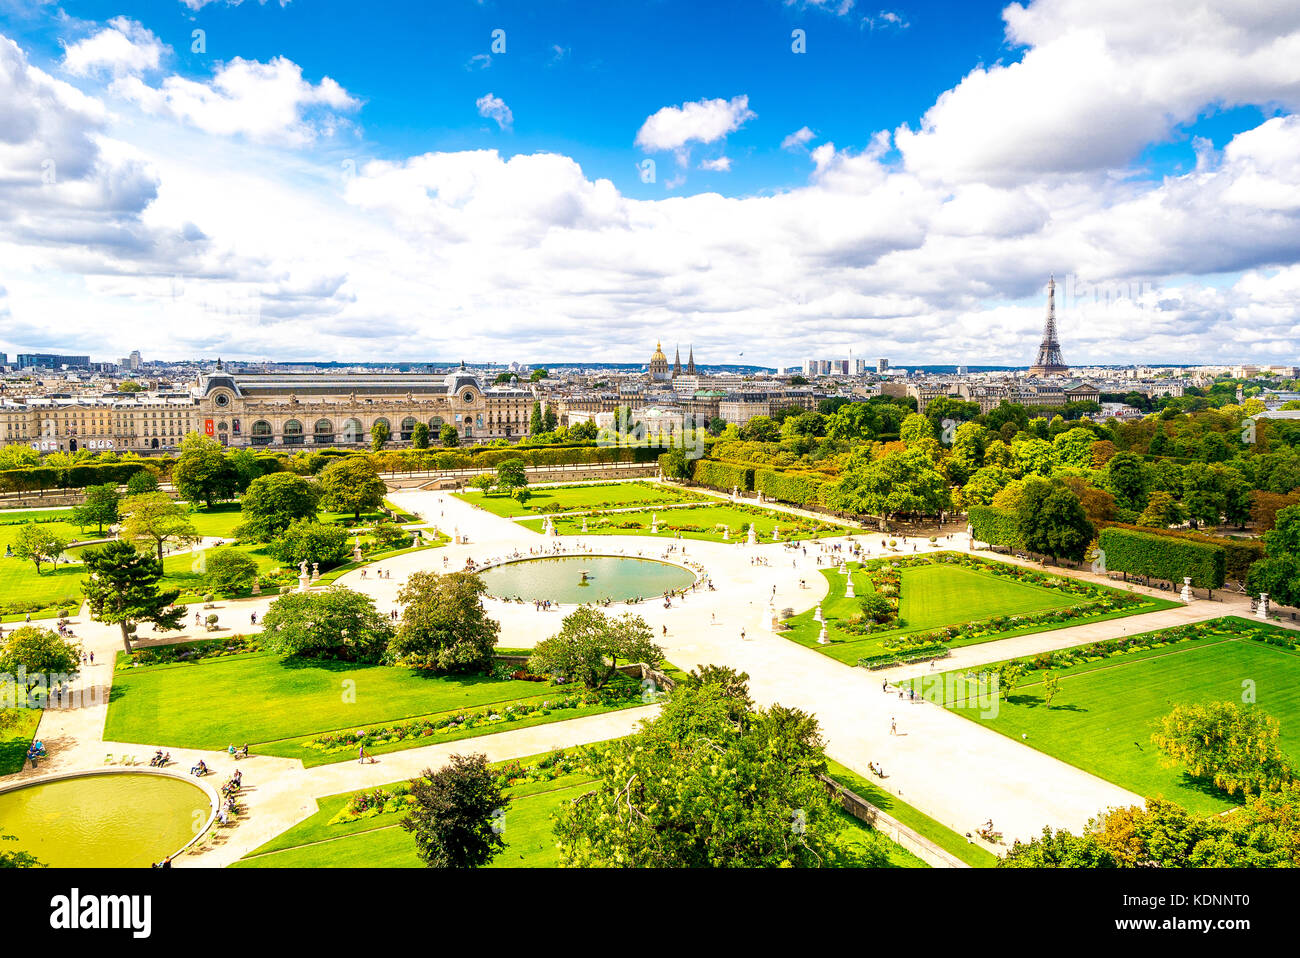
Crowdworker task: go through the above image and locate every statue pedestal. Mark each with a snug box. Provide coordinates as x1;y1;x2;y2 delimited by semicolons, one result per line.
297;574;311;593
1257;593;1271;621
1180;576;1192;603
845;578;855;599
817;622;829;645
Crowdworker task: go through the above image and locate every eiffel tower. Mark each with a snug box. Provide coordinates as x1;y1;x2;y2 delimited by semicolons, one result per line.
1028;274;1068;376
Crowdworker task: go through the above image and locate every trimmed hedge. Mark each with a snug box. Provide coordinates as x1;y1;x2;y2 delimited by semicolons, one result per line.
968;505;1021;549
692;459;754;493
0;460;158;494
1100;522;1263;582
1097;526;1226;590
754;468;831;507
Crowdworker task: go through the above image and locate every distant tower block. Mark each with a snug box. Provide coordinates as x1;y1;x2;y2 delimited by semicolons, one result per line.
1028;274;1069;376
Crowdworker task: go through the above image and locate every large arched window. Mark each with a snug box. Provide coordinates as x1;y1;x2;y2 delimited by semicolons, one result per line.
341;418;363;443
313;418;334;444
373;417;391;435
400;416;417;441
428;416;444;430
283;419;304;445
251;420;272;446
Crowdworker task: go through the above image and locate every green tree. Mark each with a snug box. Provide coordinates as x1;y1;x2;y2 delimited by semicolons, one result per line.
528;608;662;690
1041;671;1061;707
71;482;120;534
1103;451;1150;512
0;626;81;698
125;468;160;495
495;458;528;496
269;518;351;568
173;432;238;507
119;492;198;564
1152;701;1294;798
1136;490;1186;528
12;523;68;575
1016;478;1095;562
528;368;549;382
831;448;951;529
739;415;780;442
390;571;499;672
239;472;321;539
543;404;558;432
553;681;872;867
529;401;544;435
203;546;259;596
318;457;386;521
226;448;265;494
440;424;459;447
411;422;430;449
81;540;184;651
1001;826;1118;868
370;419;391;452
1247;504;1300;607
401;753;510;868
369;519;408;551
0;835;44;869
260;586;392;662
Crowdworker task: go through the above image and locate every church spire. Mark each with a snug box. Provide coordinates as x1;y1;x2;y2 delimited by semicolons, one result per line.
687;344;696;375
672;345;682;377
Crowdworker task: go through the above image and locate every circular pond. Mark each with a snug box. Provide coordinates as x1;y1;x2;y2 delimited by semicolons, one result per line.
0;772;212;868
478;555;696;604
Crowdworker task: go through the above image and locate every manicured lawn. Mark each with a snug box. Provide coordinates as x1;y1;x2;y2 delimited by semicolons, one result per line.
103;650;651;766
159;544;286;600
783;558;1178;665
824;759;998;867
930;630;1300;815
0;708;42;776
234;749;926;868
0;512;100;619
457;481;702;519
0;562;85;620
518;502;850;543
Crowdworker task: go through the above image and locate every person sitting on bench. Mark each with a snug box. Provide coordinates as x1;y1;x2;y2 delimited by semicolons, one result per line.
190;759;208;776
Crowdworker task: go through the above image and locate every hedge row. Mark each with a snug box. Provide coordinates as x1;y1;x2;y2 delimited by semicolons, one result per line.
369;444;659;472
691;459;754;493
1099;522;1262;582
753;468;831;507
0;461;161;494
968;505;1022;549
1097;526;1226;590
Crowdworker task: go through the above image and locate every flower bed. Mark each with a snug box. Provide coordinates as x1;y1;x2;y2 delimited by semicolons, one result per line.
857;644;950;670
115;634;262;670
301;682;645;756
1015;617;1297;674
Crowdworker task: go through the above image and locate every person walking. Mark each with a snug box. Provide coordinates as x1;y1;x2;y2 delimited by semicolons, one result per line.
890;717;897;736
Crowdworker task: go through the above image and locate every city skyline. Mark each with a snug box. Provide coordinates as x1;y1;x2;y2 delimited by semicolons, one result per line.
2;1;1299;366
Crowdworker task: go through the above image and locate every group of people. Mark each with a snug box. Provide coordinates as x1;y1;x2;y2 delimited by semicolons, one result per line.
149;749;171;767
25;741;46;768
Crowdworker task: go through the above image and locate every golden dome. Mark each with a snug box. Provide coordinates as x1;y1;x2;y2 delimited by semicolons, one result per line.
650;341;667;363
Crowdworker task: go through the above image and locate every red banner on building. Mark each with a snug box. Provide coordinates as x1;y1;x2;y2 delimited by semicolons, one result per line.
204;419;214;436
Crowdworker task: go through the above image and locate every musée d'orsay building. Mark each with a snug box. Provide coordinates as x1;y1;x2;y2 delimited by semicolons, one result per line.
0;365;535;453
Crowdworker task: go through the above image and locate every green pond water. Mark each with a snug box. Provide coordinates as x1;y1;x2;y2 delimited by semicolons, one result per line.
0;773;211;867
478;555;695;603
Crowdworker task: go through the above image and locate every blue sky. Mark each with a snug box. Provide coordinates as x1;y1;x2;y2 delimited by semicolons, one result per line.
1;0;1298;365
